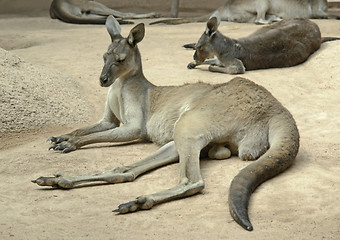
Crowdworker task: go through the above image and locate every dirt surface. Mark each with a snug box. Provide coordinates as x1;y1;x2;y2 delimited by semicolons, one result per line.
0;10;340;240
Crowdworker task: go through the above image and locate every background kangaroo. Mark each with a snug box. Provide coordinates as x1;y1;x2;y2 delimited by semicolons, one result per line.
32;16;300;231
50;0;159;24
151;0;339;25
187;17;340;74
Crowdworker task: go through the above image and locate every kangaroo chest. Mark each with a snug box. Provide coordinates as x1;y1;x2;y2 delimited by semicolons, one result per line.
107;80;126;124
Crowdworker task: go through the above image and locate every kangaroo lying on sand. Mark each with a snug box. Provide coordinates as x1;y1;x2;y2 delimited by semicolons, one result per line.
151;0;339;25
32;16;300;231
50;0;159;24
186;17;340;74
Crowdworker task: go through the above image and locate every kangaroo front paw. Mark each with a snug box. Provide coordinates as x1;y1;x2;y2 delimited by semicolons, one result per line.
187;62;197;69
49;140;77;153
32;174;74;188
113;196;155;214
47;135;71;144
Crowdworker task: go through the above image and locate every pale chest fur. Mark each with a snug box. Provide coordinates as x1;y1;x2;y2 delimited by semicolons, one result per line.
107;79;126;124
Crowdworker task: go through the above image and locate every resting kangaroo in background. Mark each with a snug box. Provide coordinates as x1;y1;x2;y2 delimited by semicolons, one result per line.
151;0;339;25
32;16;300;231
50;0;159;24
186;17;340;74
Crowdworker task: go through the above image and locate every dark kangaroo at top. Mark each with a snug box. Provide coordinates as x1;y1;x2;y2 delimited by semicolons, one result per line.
50;0;159;24
32;16;300;231
151;0;339;25
186;17;340;74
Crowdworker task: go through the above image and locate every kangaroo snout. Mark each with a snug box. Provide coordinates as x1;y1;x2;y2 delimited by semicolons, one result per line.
100;74;110;87
100;64;113;87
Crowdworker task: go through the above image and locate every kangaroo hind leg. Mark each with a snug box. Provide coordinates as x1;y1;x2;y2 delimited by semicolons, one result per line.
238;126;269;161
114;113;208;213
32;141;179;188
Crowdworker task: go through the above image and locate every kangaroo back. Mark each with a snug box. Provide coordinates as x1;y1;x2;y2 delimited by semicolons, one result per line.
49;0;133;24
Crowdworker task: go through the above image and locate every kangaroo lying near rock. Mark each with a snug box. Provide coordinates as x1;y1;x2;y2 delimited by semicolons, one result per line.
50;0;159;24
32;16;300;231
186;17;340;74
151;0;339;25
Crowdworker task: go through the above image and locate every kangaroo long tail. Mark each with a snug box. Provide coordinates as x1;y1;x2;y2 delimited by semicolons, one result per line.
150;13;211;25
58;14;133;25
228;113;299;231
321;37;340;43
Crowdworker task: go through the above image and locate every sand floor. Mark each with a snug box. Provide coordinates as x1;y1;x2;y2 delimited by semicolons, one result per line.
0;15;339;239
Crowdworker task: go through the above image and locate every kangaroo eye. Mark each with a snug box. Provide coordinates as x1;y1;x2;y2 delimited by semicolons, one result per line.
117;58;125;63
195;45;202;51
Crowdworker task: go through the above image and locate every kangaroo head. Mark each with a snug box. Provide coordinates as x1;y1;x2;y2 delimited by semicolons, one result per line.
193;16;220;64
100;15;145;87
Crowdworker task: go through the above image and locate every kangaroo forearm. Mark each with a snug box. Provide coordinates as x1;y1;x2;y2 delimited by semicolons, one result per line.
75;127;141;147
69;121;117;137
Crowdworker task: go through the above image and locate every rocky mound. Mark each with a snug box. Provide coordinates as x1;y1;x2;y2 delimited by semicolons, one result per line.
0;48;89;134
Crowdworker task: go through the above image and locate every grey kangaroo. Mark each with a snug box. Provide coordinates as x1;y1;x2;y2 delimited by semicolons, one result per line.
32;16;300;231
187;17;340;74
50;0;159;24
151;0;339;25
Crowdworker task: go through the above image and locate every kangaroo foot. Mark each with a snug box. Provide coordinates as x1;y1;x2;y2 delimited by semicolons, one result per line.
32;168;136;189
113;196;155;213
32;174;74;188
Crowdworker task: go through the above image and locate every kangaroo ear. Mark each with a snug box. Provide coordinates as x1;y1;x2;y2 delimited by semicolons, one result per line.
127;23;145;46
205;16;220;37
106;15;122;41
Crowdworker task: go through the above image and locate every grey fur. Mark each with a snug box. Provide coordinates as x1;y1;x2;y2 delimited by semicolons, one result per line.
150;0;339;25
188;18;338;74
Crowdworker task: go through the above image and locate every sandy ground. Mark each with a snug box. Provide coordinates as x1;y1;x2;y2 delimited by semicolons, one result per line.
0;13;340;240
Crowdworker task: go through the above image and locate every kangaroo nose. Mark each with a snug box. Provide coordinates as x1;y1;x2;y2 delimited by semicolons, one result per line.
101;76;108;83
100;75;109;86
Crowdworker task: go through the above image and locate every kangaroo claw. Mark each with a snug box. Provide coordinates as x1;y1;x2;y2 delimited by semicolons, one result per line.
62;148;72;153
49;145;56;151
47;137;56;142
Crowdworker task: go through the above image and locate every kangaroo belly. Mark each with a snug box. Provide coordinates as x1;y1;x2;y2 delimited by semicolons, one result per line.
146;111;177;145
146;83;214;145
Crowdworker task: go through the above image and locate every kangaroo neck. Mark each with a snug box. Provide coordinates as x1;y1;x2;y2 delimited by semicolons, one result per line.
108;69;154;124
113;68;154;95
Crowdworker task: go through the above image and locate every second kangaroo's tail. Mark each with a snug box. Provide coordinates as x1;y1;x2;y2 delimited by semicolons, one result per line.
321;37;340;43
228;113;299;231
